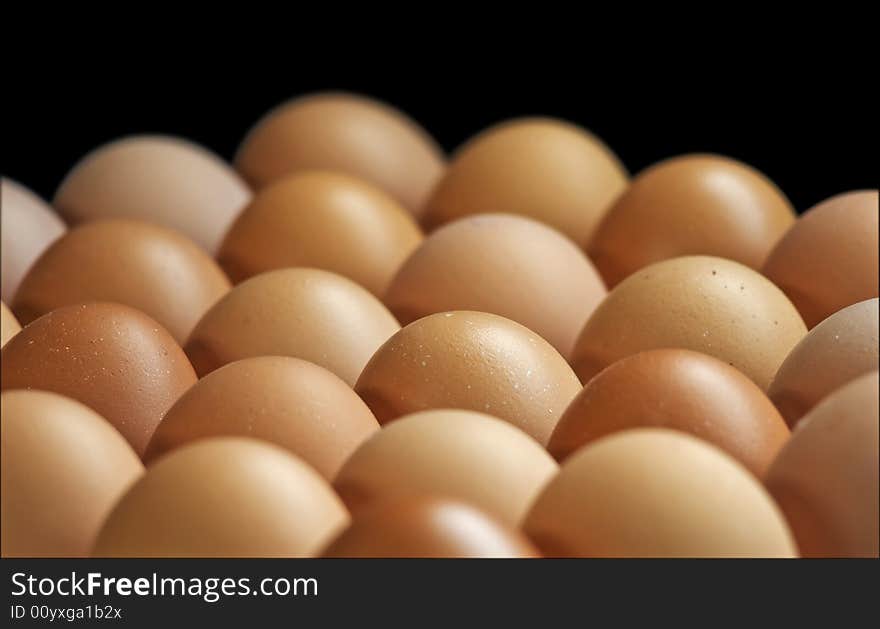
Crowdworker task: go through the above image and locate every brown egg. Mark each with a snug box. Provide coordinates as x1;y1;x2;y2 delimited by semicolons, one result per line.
53;135;252;253
145;356;379;479
768;298;878;427
588;154;795;287
0;302;197;456
185;268;399;386
234;92;444;216
334;409;557;526
762;190;879;328
321;497;539;558
421;118;628;246
93;438;348;557
525;429;797;557
218;170;423;296
549;349;790;476
13;219;230;343
765;372;879;557
355;312;582;445
570;256;806;390
1;301;20;347
1;178;66;302
384;214;607;358
1;390;143;557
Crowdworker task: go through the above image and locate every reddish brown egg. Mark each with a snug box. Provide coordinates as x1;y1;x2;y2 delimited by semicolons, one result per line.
768;298;878;427
762;190;879;328
320;497;539;558
384;214;607;358
525;429;797;557
333;409;558;526
234;92;445;216
765;372;879;557
93;438;349;557
1;301;20;347
588;154;795;287
13;219;230;343
145;356;379;479
421;118;628;246
217;170;423;296
184;268;399;386
1;390;143;557
355;312;582;445
53;136;251;252
570;256;807;390
548;349;790;476
1;178;66;302
0;302;197;456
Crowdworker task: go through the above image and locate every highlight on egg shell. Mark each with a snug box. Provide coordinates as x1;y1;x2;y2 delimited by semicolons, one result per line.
333;409;558;526
234;92;445;216
0;302;197;457
53;135;252;253
1;390;144;557
184;267;400;386
768;298;879;428
1;177;66;303
0;301;21;347
548;349;790;476
12;218;231;344
420;117;628;246
762;189;879;329
764;371;879;558
217;170;423;296
587;154;795;288
354;311;582;445
525;428;798;558
383;213;606;358
92;437;349;558
320;496;540;558
570;255;807;390
145;356;380;480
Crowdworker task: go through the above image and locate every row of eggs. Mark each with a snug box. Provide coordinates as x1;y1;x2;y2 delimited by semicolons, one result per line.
1;92;878;558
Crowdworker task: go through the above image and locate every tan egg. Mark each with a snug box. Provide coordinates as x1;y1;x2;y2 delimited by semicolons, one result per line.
548;349;790;476
421;118;628;246
355;312;582;445
321;497;539;558
588;154;795;287
384;213;606;358
765;372;879;557
768;299;879;427
570;256;807;390
92;438;348;557
525;429;797;557
1;390;143;557
145;356;379;479
13;219;230;343
1;301;20;347
1;178;66;302
53;135;252;253
185;268;399;386
762;190;879;328
234;92;444;216
334;409;557;526
217;171;423;296
1;303;197;457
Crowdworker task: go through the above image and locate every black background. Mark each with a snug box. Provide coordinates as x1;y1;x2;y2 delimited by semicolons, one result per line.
2;50;876;214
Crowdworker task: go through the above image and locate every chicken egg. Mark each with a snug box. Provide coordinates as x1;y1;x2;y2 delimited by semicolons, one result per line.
184;268;399;386
1;301;20;347
0;302;197;456
384;213;606;358
333;409;557;526
217;170;423;296
570;256;807;389
525;429;797;557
